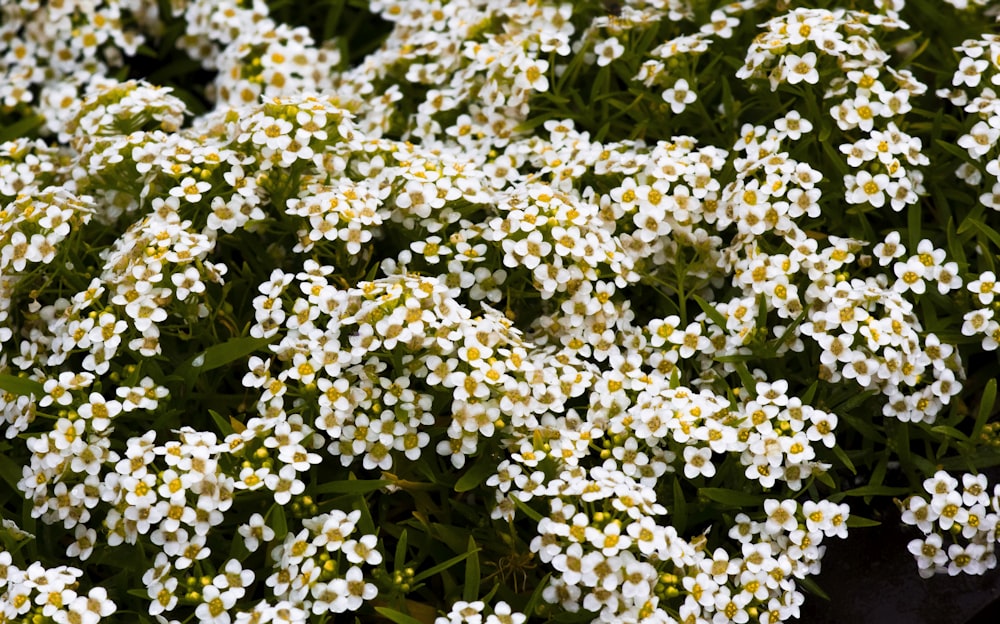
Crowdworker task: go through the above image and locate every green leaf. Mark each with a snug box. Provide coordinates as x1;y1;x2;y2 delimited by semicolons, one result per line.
815;470;836;489
209;409;234;436
907;200;922;252
839;410;884;442
454;453;496;493
832;389;878;414
0;454;21;491
267;503;288;543
0;114;44;143
672;478;687;535
945;216;968;272
411;545;480;584
0;374;44;398
935;138;983;169
356;491;376;537
801;381;819;406
510;494;543;523
699;487;764;508
463;536;480;601
394;528;409;574
958;216;1000;252
178;335;275;377
691;294;727;330
929;425;969;442
939;448;1000;470
845;515;881;528
798;576;831;601
834;484;910;500
732;362;758;399
374;607;425;624
831;445;857;475
972;379;997;440
523;572;552;617
127;589;153;600
313;479;391;495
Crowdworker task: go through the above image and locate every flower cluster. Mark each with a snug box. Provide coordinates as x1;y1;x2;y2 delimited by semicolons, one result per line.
0;0;151;134
738;8;928;214
0;550;116;624
901;470;1000;577
2;1;1000;624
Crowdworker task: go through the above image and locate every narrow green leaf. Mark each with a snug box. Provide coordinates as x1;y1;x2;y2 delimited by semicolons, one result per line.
374;607;425;624
939;448;1000;470
357;492;376;537
935;138;983;168
720;75;734;120
267;503;288;543
411;546;480;584
454;453;496;493
0;114;44;143
523;572;552;617
837;484;909;498
820;140;849;176
893;416;913;469
839;411;884;442
845;515;881;528
802;381;819;405
973;379;997;440
463;536;480;602
313;479;391;495
929;425;970;442
798;576;831;601
815;470;836;489
127;589;153;600
691;294;727;330
699;487;764;508
0;454;23;491
870;455;888;490
0;374;44;398
818;120;832;143
732;362;758;399
672;478;687;535
907;201;921;252
228;531;250;562
179;336;274;376
510;494;543;524
209;409;234;436
394;529;409;574
945;217;968;271
831;444;857;475
960;217;1000;252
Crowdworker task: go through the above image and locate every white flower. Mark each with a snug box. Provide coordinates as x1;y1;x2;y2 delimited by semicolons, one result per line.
958;121;1000;158
594;37;625;67
238;513;275;552
908;533;947;577
169;177;212;203
848;170;889;207
954;57;990;88
763;498;798;534
783;52;819;85
774;111;813;141
968;271;1000;304
516;58;549;92
662;79;697;114
343;534;383;565
893;256;927;294
683;446;716;479
195;585;238;624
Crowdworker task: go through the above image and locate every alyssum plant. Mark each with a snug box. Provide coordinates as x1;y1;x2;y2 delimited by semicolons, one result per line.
2;0;1000;623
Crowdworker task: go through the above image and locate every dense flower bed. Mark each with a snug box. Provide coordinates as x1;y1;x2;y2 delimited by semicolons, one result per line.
2;1;1000;623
